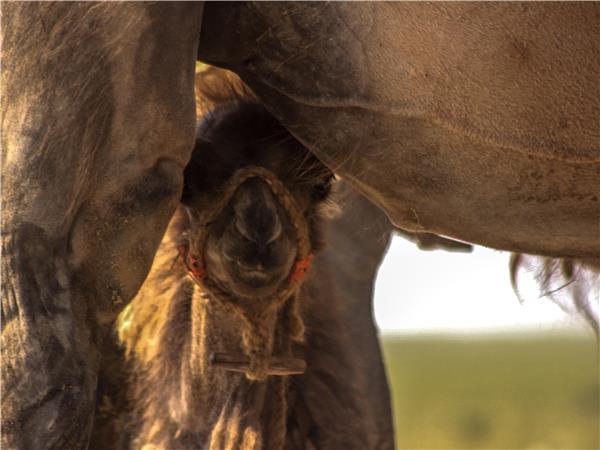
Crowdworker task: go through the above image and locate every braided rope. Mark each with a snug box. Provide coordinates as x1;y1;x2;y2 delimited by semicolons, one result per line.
179;166;311;379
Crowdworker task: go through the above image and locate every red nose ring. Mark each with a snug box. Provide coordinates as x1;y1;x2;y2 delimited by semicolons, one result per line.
291;255;313;283
178;243;207;280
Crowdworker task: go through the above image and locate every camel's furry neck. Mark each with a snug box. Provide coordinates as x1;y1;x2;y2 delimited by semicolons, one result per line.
131;280;293;450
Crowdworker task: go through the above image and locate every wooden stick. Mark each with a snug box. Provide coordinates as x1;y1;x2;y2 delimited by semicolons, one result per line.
210;352;307;376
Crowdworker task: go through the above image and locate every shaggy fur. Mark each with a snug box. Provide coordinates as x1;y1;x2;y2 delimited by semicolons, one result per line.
511;255;600;335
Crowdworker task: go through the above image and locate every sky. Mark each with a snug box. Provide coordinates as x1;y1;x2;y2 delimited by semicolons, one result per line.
373;235;593;335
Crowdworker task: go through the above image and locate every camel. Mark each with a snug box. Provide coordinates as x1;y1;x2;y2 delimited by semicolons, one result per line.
128;95;336;449
2;3;598;448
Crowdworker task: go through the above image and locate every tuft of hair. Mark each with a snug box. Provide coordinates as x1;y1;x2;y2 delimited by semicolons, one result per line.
510;254;599;336
195;65;258;116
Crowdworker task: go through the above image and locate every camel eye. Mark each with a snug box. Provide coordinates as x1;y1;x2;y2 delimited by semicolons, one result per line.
311;177;332;201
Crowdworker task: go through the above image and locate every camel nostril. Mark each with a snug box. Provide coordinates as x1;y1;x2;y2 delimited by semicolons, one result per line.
265;217;282;245
232;177;284;245
234;216;252;241
234;211;282;246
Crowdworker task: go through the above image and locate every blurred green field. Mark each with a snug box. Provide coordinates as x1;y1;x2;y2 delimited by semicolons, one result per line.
381;333;599;450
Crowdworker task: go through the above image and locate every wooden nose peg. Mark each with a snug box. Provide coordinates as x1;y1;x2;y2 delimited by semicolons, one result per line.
210;352;307;376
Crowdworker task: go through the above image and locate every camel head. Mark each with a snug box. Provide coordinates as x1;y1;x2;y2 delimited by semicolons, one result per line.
181;100;334;302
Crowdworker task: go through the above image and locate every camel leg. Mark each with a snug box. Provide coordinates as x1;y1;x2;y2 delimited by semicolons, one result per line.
288;184;396;450
1;3;203;448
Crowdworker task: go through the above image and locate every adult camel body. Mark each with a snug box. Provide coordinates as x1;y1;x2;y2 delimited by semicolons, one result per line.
2;2;598;448
197;2;600;259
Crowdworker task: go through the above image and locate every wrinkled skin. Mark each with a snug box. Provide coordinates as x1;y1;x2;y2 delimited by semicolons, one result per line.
1;3;202;448
198;2;600;258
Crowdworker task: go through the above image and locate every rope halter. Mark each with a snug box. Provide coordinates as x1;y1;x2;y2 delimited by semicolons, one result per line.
178;165;313;379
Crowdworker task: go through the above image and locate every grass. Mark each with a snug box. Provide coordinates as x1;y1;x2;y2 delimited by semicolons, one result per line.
381;332;599;449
